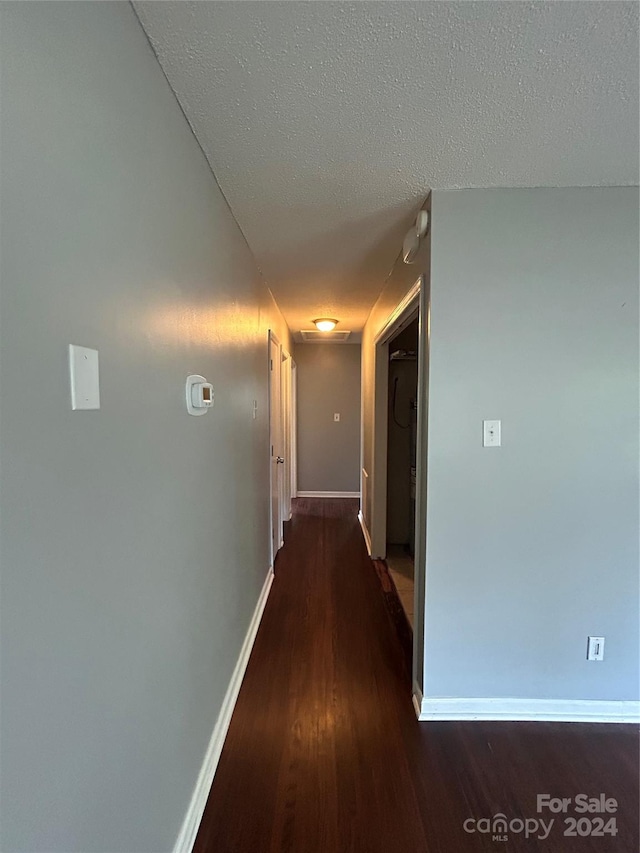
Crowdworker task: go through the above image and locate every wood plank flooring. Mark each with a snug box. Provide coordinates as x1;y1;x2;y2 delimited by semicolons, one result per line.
194;498;639;852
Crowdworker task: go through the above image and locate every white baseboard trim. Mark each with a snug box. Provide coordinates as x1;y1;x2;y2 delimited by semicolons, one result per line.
357;510;372;556
297;490;360;498
412;692;640;724
173;566;275;853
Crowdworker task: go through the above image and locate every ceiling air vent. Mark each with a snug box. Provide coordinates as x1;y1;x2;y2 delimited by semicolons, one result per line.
299;330;352;343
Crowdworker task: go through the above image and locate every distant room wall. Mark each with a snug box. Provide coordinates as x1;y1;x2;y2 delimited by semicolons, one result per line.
295;344;361;493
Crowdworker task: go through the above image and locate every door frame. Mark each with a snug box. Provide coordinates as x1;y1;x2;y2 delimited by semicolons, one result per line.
268;330;283;567
370;275;429;695
290;360;298;500
281;348;293;522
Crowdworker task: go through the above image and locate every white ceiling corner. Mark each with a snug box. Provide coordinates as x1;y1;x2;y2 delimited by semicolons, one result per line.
134;1;639;335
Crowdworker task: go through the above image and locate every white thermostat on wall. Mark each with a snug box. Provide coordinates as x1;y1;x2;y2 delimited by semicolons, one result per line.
186;374;214;416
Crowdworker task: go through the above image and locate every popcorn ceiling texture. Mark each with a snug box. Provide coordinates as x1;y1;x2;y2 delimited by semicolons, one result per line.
134;1;639;334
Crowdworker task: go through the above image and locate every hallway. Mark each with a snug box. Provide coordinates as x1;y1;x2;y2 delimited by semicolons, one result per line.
194;499;639;853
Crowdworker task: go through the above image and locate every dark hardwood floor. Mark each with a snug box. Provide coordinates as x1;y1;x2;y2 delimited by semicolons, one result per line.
194;498;639;852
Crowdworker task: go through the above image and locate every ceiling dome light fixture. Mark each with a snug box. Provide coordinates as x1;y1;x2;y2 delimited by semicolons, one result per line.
313;318;338;332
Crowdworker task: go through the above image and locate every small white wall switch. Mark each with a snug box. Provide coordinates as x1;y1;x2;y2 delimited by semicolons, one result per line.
252;400;258;420
69;345;100;410
483;419;501;447
587;636;605;661
334;413;340;422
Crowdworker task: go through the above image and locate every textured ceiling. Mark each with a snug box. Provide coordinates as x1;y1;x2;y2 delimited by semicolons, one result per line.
134;1;639;336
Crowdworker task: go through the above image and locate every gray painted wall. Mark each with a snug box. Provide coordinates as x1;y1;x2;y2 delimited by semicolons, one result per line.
295;344;361;493
424;187;639;701
0;4;290;852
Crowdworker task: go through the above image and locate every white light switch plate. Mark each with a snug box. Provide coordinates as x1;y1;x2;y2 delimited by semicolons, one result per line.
587;636;605;661
69;345;100;410
334;413;340;422
483;419;501;447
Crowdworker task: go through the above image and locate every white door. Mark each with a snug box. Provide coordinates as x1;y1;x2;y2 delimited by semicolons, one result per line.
269;332;283;565
281;352;292;522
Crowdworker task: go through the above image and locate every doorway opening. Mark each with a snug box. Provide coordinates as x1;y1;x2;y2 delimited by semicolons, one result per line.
385;317;419;629
368;276;429;697
268;331;283;567
268;332;296;569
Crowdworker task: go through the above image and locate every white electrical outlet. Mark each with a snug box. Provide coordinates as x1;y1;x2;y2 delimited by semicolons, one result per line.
587;636;605;661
